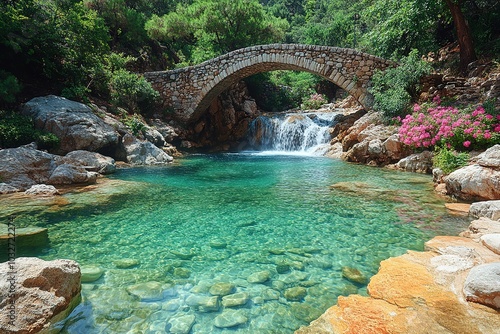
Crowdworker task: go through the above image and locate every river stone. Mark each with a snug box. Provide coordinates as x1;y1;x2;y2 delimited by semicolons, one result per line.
247;270;271;283
81;266;104;283
0;183;19;194
209;282;235;296
262;288;280;301
214;309;248;328
463;262;500;309
221;292;250;307
342;266;368;284
113;258;140;269
469;200;500;221
282;271;309;284
480;234;500;255
24;184;60;196
168;314;195;334
284;287;307;301
276;263;291;274
126;281;164;302
209;239;227;249
185;295;220;312
0;224;49;248
121;133;173;165
173;267;191;278
171;249;197;260
291;303;323;323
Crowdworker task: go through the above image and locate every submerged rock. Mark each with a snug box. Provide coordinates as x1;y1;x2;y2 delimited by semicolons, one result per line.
185;295;220;312
341;266;368;284
221;292;250;307
284;287;307;301
209;282;235;296
126;281;164;302
247;270;271;284
81;266;104;283
0;257;81;334
213;309;248;328
113;258;140;269
167;314;196;334
0;224;48;249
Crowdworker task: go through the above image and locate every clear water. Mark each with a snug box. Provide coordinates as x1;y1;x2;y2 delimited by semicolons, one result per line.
2;153;469;333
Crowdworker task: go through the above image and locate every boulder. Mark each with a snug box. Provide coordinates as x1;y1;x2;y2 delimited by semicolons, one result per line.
24;184;60;196
121;134;173;165
459;218;500;240
396;151;434;174
0;183;19;194
469;200;500;221
480;234;500;255
476;144;500;168
63;151;116;174
0;257;81;334
21;95;119;155
0;146;101;190
445;164;500;201
463;262;500;309
48;164;98;185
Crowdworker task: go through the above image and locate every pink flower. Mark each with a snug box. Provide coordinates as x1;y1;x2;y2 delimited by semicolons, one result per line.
463;141;471;148
484;132;492;140
432;95;441;105
413;104;421;112
485;114;493;120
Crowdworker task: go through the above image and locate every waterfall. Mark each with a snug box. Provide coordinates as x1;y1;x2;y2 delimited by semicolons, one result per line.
247;112;339;155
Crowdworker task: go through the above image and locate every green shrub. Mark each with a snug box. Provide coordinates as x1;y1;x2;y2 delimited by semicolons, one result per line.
122;114;146;136
0;71;21;104
110;69;159;113
370;49;432;121
0;111;59;149
432;147;469;174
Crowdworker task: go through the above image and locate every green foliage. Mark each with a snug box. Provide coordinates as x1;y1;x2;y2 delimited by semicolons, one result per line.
110;69;159;113
432;147;469;174
121;114;146;135
0;71;21;104
0;111;59;150
370;50;432;121
145;0;289;64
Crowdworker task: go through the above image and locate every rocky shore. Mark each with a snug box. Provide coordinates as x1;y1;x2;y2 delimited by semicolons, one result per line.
296;213;500;333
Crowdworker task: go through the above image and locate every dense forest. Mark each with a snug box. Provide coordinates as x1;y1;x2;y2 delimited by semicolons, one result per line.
1;0;499;113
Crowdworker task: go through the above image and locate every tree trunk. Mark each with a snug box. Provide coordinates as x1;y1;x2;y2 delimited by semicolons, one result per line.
444;0;477;74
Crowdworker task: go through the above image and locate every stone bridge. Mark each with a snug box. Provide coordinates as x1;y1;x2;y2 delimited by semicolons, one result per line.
144;44;393;123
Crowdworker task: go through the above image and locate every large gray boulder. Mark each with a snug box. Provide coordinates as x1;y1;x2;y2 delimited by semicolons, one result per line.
469;200;500;221
121;134;173;165
445;164;500;201
62;150;116;174
0;146;103;190
22;95;119;154
0;257;81;333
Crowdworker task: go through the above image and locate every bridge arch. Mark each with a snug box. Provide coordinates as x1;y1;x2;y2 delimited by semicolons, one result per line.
144;44;393;123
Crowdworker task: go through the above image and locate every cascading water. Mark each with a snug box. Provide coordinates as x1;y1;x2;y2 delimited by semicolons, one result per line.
247;112;339;154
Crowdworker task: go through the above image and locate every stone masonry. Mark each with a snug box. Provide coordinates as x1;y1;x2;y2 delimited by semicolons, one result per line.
144;44;393;123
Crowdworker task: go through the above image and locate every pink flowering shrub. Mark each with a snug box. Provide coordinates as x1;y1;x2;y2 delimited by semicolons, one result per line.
398;99;500;151
301;93;328;110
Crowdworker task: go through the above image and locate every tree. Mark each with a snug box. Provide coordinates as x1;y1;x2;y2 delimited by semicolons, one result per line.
443;0;477;73
145;0;289;64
